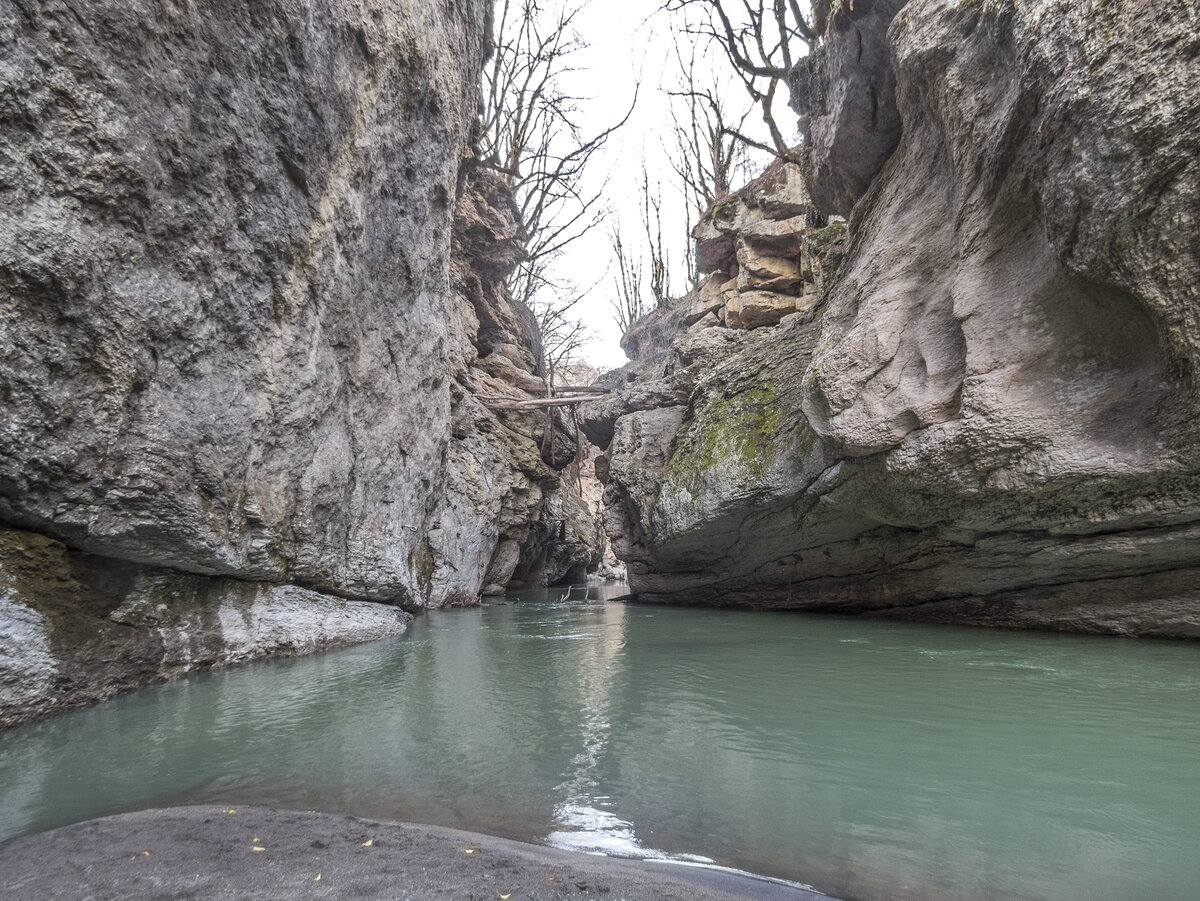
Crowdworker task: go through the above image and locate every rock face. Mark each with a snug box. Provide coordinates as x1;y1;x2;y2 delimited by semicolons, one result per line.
588;0;1200;638
0;0;597;726
691;159;846;330
794;0;908;217
438;165;596;599
0;526;412;727
617;160;844;365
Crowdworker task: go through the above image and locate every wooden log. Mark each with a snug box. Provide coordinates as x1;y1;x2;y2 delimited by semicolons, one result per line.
482;394;609;410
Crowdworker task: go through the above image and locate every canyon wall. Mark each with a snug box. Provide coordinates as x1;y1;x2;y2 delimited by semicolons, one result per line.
0;0;595;727
588;0;1200;637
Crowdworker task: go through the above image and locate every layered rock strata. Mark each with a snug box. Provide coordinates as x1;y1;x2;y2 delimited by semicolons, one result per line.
0;526;412;726
618;160;844;362
441;166;599;598
0;0;596;726
588;0;1200;637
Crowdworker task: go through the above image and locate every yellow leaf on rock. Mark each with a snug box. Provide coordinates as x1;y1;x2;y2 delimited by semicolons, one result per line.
315;873;322;882
361;840;374;847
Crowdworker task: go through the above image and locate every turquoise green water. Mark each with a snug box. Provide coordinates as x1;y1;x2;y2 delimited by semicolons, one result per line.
1;590;1198;901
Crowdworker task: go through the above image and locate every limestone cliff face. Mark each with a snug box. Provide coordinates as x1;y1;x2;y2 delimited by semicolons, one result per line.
0;0;596;727
588;0;1200;637
442;166;601;598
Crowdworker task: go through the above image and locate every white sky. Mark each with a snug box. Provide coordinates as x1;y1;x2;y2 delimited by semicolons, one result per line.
531;2;786;371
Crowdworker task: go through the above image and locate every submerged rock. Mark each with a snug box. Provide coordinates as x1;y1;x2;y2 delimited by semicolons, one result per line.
590;0;1200;637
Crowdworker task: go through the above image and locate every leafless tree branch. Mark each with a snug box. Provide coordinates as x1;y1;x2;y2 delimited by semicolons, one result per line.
658;0;815;163
481;0;636;385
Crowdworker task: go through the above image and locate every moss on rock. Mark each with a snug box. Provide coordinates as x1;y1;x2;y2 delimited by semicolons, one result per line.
662;386;781;499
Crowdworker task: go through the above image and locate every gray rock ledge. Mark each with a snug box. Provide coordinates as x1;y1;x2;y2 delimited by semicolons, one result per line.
0;805;838;901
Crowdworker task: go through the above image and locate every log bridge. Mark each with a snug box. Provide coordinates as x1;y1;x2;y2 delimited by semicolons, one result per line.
480;385;610;411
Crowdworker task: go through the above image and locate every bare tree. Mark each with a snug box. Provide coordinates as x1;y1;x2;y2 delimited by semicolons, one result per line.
665;41;760;284
659;0;817;162
639;166;672;309
480;0;634;384
536;286;592;390
608;164;674;334
668;44;753;214
608;224;644;335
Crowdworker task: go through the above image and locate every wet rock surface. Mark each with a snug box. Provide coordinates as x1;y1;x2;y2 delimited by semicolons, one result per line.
0;526;412;729
589;0;1200;637
0;806;833;901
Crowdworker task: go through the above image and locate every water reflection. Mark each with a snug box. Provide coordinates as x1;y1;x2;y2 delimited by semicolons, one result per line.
1;593;1198;901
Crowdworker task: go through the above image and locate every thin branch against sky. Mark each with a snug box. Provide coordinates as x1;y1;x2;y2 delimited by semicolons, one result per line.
508;1;793;371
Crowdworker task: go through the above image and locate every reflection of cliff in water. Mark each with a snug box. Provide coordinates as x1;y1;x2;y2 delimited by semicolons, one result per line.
1;601;1199;901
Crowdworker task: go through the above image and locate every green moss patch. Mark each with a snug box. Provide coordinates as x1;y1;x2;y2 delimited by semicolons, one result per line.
663;386;781;500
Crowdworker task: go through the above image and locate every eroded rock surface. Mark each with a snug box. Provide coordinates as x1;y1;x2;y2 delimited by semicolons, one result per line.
0;527;412;728
794;0;908;217
0;0;597;726
590;0;1200;637
437;166;598;600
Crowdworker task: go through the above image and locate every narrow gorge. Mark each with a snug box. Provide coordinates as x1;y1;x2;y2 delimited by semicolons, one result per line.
1;1;1199;899
2;0;1199;729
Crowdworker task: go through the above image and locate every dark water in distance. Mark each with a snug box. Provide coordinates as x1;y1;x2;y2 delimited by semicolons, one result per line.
2;587;1198;901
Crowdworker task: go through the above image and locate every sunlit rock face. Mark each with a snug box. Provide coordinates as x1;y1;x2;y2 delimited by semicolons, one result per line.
0;0;597;726
588;0;1200;637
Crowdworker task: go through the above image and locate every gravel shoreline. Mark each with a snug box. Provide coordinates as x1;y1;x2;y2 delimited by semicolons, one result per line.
0;805;839;900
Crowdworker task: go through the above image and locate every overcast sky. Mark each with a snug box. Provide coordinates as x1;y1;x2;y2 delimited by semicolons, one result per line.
528;2;786;371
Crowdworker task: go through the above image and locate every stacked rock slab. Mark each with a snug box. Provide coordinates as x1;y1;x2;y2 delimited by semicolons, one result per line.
587;0;1200;638
585;160;838;586
619;160;844;362
0;0;598;727
691;160;842;330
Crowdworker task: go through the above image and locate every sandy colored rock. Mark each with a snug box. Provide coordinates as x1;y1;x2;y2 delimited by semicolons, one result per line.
689;159;832;333
728;291;798;329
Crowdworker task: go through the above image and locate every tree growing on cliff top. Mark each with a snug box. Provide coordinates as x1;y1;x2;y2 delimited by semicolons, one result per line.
608;164;673;334
659;0;818;163
665;40;763;286
668;42;753;220
479;0;634;383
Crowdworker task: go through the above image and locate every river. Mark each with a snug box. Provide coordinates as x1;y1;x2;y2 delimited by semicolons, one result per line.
1;588;1197;901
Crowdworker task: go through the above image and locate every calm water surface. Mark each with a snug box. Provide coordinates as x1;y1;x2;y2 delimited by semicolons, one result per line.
2;588;1198;901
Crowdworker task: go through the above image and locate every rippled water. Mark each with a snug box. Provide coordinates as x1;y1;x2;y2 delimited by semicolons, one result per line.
2;588;1198;901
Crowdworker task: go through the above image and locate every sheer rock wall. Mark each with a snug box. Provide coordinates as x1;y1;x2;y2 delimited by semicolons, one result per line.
588;0;1200;637
0;0;596;727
